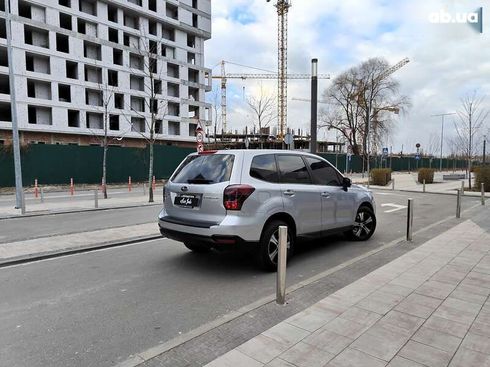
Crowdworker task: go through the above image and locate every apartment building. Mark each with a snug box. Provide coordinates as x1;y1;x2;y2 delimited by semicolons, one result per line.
0;0;212;148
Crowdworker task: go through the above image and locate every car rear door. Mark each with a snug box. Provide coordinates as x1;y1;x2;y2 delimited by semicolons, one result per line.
164;152;237;226
304;156;356;229
276;154;322;236
303;156;337;231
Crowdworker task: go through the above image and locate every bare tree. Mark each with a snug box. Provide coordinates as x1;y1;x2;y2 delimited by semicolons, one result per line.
126;31;168;203
454;91;488;189
86;67;117;199
425;133;440;157
246;84;276;148
321;58;410;163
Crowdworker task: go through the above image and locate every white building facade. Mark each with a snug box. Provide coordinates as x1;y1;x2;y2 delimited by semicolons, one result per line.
0;0;212;147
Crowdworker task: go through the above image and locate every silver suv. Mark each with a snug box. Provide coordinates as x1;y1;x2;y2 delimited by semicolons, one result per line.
158;150;376;270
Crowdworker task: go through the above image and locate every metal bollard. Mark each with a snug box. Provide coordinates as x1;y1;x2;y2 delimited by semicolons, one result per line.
94;189;99;209
423;179;426;193
456;189;461;218
276;226;288;305
482;183;486;206
392;178;395;191
40;187;44;203
406;198;413;241
461;181;465;196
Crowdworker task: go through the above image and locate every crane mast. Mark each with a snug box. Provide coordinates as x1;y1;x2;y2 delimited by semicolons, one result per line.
275;0;291;139
220;61;227;134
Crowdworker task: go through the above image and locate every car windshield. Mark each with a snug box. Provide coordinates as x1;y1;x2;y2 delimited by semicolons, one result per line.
171;154;235;184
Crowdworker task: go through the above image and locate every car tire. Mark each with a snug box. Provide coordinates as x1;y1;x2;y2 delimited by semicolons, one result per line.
257;220;294;272
346;205;376;241
184;242;211;253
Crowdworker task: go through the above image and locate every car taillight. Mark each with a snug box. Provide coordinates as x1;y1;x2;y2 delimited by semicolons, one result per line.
223;185;255;211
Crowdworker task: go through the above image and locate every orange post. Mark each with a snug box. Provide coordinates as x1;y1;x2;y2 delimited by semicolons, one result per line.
34;179;39;198
70;178;74;196
129;176;132;192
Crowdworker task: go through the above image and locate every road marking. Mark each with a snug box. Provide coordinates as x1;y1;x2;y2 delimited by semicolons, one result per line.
373;192;407;197
381;203;408;213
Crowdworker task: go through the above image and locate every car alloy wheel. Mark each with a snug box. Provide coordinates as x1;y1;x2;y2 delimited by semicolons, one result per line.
352;208;376;240
267;229;291;265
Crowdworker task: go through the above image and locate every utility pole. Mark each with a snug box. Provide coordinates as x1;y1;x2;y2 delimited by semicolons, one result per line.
310;58;318;154
431;113;456;171
5;0;25;211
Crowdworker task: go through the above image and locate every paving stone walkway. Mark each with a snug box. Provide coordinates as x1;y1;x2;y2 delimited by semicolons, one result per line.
205;219;490;367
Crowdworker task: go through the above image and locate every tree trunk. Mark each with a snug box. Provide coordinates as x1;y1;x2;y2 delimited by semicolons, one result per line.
102;144;108;199
148;143;154;203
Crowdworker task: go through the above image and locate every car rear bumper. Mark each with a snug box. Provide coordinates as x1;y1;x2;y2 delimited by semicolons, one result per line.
159;225;250;246
158;208;263;243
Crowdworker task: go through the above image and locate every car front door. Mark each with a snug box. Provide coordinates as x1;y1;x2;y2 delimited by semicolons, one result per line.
276;154;322;236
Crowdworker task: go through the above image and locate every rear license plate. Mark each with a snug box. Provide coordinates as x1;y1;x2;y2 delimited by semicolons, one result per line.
174;195;199;208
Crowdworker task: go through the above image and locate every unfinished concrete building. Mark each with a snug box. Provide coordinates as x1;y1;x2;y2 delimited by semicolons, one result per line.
0;0;212;147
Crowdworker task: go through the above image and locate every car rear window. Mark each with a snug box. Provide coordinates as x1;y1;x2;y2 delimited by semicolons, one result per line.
171;154;235;184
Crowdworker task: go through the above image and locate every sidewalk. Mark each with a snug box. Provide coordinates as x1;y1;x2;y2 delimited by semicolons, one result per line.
0;222;160;266
0;191;160;219
361;172;489;197
206;212;490;366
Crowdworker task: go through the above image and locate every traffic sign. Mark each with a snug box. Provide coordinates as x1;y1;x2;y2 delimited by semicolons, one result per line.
382;147;389;156
284;133;294;145
415;154;420;160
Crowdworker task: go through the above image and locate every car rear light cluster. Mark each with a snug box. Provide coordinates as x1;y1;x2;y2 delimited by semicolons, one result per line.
223;185;255;211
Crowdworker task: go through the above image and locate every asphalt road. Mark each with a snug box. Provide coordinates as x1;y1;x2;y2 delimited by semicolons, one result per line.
0;192;481;367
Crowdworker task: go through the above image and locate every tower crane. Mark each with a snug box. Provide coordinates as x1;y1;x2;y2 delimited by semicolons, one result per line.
267;0;291;139
212;60;330;134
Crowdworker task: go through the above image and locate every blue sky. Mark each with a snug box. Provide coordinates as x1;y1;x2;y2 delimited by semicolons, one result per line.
205;0;490;154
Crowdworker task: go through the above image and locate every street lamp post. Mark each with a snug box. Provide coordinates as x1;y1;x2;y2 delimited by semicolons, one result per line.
5;0;25;211
310;59;318;154
431;113;456;171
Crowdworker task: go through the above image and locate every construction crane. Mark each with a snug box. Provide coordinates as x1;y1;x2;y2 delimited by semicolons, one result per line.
267;0;291;139
213;60;330;134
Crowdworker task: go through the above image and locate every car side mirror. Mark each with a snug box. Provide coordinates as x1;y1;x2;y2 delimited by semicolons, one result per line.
342;177;352;191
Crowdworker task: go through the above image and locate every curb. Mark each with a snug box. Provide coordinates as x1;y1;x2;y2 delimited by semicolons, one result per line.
0;234;162;268
0;202;161;221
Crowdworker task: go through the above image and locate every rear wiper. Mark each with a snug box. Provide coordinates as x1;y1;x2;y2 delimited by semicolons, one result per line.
187;179;214;184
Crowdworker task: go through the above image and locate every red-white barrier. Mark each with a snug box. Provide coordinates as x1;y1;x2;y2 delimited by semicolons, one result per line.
34;179;39;198
129;176;132;192
152;176;156;192
70;178;74;196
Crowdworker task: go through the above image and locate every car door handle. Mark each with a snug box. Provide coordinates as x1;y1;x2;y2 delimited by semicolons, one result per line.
321;192;330;198
283;190;295;196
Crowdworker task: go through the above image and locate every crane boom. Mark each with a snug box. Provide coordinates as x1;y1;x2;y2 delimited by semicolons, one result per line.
214;73;331;80
378;57;410;81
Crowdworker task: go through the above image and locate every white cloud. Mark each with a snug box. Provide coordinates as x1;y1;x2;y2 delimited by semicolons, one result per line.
206;0;490;154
